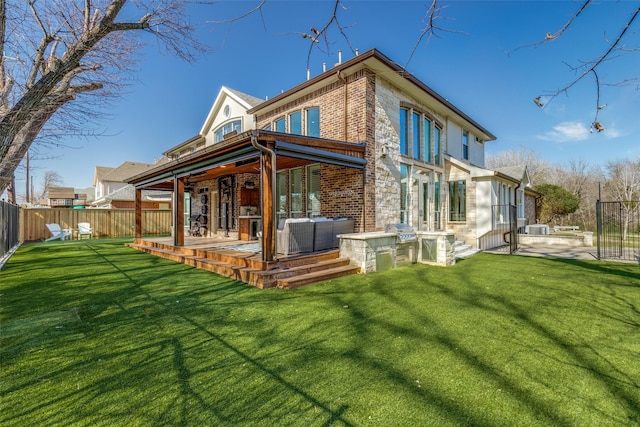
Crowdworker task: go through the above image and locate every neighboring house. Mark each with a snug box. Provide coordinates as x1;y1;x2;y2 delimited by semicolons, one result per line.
92;184;172;209
47;186;91;207
93;160;169;207
128;48;521;262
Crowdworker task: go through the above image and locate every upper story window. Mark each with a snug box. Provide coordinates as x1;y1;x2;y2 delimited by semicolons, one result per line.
423;117;431;162
399;108;409;155
290;111;302;135
412;112;421;159
275;117;286;132
214;119;241;143
434;126;442;165
306;107;320;137
401;106;441;164
270;108;320;137
463;130;469;160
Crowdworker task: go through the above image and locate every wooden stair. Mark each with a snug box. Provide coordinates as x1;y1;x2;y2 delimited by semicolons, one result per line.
127;239;360;289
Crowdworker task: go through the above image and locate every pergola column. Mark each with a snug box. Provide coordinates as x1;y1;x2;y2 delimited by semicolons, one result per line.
173;176;185;247
134;187;142;239
261;146;275;262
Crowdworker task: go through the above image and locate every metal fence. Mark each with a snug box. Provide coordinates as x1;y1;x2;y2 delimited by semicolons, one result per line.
1;201;20;260
596;201;640;262
478;204;518;254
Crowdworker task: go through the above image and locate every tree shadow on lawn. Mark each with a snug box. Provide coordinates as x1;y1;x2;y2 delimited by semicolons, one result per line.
3;241;638;426
1;240;353;426
405;257;640;424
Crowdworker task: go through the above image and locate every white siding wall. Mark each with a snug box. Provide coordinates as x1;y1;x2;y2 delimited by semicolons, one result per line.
203;95;256;146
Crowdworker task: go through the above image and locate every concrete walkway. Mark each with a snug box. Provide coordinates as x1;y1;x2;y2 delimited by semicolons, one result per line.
513;244;599;261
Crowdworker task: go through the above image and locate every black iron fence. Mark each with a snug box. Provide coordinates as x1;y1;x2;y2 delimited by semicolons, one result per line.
1;201;20;262
596;201;640;262
479;204;518;254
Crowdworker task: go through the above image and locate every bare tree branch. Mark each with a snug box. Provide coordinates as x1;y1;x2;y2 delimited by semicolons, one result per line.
509;0;592;55
405;0;466;70
0;0;208;193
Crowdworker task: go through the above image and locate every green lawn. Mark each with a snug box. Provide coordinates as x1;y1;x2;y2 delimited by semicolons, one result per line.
1;238;639;426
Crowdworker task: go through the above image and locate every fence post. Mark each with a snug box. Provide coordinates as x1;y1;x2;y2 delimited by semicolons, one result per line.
596;200;601;260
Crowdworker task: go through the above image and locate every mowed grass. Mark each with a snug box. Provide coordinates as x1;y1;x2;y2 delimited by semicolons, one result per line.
1;238;639;426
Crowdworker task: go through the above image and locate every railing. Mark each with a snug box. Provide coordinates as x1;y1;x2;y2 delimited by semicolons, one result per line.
597;201;640;262
1;201;20;261
479;204;518;254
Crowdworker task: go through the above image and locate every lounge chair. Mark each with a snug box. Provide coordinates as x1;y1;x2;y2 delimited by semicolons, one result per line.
45;224;72;241
77;222;93;239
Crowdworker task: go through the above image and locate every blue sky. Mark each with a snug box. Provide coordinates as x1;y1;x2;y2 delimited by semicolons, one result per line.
22;0;640;190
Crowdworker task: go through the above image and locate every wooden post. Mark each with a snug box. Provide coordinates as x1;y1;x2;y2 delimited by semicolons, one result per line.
261;148;275;262
174;176;185;247
134;187;142;239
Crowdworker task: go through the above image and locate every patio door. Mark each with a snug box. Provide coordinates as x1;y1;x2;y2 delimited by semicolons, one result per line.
418;174;431;231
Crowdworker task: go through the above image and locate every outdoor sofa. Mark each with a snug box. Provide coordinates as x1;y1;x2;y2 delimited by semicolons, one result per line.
276;217;355;256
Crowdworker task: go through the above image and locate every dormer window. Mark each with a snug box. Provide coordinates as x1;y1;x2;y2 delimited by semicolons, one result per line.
214;119;241;143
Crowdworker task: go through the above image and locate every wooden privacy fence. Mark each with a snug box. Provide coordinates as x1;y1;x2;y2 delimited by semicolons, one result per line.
20;208;172;241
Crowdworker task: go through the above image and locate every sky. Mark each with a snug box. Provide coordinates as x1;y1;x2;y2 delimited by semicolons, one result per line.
17;0;640;192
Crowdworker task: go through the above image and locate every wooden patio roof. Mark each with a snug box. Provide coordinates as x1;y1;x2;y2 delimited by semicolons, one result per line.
127;130;367;190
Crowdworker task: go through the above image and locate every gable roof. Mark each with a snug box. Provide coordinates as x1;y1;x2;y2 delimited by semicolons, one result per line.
199;86;263;135
100;161;159;183
93;166;115;186
248;48;496;142
92;184;172;206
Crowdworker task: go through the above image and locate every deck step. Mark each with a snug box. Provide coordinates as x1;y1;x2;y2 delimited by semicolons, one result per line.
129;240;358;289
276;264;361;289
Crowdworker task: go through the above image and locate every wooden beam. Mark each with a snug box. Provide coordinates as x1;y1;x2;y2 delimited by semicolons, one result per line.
174;176;185;247
134;188;142;239
261;148;275;262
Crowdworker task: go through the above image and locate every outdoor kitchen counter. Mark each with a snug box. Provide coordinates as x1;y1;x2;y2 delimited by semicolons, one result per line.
238;216;262;240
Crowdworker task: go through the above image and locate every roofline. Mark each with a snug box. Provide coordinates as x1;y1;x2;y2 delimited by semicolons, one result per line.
248;48;496;141
162;135;206;157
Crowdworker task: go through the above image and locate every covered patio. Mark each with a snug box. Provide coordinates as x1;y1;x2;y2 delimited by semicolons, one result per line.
126;129;367;286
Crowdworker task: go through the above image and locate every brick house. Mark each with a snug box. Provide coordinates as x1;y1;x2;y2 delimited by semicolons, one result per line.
128;49;532;264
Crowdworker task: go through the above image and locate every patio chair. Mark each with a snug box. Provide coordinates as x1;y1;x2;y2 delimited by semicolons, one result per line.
77;222;93;239
45;223;72;241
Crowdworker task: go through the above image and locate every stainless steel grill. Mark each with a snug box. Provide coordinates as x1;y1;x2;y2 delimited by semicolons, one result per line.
384;224;417;242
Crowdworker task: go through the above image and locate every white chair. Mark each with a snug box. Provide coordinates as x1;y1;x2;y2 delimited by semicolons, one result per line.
45;224;72;241
77;222;93;239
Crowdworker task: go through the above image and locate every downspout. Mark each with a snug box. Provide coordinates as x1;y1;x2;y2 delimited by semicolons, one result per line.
250;130;278;261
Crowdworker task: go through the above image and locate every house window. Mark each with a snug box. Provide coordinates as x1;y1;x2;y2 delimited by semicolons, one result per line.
434;126;442;165
275;117;286;132
449;180;466;222
400;164;409;223
214;119;241;143
463;130;469;160
306;107;320;137
306;164;321;218
399;109;409;155
412;112;421;159
423;117;431;163
289;168;303;218
290;111;302;135
276;172;287;223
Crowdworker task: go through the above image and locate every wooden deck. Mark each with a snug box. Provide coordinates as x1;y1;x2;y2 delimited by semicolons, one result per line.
128;236;360;289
